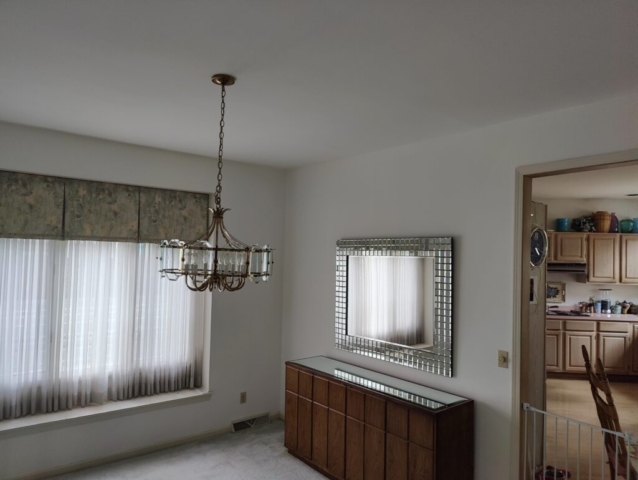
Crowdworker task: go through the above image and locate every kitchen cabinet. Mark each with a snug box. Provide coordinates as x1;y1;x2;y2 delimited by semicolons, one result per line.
547;232;555;262
575;233;638;284
587;234;619;284
620;235;638;284
285;357;474;480
598;330;632;374
545;319;563;372
565;331;597;372
546;331;563;372
553;232;587;263
546;318;638;376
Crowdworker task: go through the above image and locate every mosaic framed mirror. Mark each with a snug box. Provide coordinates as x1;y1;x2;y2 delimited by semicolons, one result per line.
335;237;453;377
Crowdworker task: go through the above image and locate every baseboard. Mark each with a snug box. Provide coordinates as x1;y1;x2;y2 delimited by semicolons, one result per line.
11;411;282;480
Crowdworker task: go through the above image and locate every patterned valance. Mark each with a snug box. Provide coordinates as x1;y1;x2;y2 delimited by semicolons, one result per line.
0;170;209;243
139;187;209;244
0;171;64;239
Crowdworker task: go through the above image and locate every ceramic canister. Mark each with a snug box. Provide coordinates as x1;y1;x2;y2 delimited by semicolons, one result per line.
620;219;634;233
633;218;638;233
555;218;569;232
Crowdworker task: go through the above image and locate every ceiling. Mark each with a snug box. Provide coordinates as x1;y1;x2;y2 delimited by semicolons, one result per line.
1;1;637;168
533;164;638;199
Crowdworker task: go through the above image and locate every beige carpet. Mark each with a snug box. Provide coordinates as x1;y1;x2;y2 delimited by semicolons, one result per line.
51;420;324;480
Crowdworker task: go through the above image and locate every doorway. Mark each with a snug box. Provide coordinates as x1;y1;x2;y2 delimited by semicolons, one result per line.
514;149;638;479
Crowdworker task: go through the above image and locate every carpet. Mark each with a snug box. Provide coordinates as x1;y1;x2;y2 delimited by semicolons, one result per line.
51;420;325;480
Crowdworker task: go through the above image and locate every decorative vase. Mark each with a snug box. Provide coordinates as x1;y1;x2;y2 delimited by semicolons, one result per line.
593;211;611;233
555;218;569;232
633;218;638;233
609;213;619;233
620;219;634;233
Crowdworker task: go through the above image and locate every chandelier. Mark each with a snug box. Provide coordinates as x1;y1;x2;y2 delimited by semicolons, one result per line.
159;74;273;292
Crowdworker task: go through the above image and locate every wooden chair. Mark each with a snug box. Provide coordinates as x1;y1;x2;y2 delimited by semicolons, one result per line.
582;345;637;480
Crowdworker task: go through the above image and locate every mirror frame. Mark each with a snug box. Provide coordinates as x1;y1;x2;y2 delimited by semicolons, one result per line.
335;237;453;377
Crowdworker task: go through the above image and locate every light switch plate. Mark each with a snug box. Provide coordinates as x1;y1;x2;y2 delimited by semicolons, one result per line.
498;350;509;368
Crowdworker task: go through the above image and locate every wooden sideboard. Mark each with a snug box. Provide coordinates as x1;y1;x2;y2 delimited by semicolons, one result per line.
285;357;474;480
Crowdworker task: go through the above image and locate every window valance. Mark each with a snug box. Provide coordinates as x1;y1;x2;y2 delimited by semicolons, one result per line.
0;170;209;242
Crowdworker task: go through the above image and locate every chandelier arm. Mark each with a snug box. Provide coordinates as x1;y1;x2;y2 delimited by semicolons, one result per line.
184;274;199;292
217;217;250;249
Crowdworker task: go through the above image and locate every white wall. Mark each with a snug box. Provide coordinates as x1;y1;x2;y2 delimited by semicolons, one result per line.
281;92;638;479
0;121;286;479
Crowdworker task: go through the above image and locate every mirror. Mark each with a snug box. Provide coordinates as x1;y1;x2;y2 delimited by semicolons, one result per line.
335;237;453;377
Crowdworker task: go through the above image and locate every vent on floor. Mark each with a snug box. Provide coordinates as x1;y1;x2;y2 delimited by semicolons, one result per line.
231;413;271;432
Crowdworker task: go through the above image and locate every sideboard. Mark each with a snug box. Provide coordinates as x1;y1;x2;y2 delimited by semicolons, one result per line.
285;357;474;480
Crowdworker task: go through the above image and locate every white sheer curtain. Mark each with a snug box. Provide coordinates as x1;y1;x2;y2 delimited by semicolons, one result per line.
0;239;205;420
348;256;432;346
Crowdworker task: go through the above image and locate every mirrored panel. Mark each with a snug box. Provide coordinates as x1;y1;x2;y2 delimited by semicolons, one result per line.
335;237;453;377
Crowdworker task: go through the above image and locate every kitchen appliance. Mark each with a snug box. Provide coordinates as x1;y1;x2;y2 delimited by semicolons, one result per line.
599;289;612;314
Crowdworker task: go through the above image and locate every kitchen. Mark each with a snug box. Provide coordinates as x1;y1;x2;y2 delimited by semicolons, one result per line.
532;168;638;477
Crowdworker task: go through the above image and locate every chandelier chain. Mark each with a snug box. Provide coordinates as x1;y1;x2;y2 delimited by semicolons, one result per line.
215;84;226;208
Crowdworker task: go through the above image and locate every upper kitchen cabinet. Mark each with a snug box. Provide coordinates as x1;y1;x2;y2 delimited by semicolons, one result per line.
547;232;555;262
620;235;638;284
553;232;587;263
588;234;619;284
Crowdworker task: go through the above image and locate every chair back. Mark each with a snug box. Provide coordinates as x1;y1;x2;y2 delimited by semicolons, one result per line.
582;345;637;480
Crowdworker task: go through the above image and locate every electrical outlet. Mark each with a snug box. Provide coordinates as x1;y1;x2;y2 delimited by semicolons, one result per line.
240;391;247;404
498;350;509;368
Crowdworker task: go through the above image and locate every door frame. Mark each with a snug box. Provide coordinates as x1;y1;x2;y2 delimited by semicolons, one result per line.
511;148;638;479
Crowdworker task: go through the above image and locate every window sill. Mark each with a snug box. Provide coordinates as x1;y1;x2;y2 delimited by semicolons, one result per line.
0;389;212;439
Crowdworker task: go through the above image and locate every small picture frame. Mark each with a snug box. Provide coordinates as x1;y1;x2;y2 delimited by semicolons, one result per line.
546;282;566;303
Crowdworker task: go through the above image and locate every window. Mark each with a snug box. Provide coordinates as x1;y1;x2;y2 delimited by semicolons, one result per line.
0;238;206;421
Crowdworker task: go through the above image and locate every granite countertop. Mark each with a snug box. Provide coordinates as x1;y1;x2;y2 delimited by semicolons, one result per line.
546;312;638;322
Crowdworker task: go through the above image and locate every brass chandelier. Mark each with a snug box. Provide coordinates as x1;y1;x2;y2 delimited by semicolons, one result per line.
159;74;273;292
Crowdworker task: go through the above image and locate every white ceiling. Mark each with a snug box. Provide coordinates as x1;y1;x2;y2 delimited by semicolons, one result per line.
1;1;637;168
533;164;638;199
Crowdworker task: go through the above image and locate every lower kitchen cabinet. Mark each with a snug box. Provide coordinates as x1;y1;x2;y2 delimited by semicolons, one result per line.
546;331;563;372
285;357;474;480
565;331;596;372
598;330;631;374
546;318;638;375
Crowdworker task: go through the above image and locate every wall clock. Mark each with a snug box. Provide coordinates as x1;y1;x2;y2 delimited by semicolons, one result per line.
530;226;548;267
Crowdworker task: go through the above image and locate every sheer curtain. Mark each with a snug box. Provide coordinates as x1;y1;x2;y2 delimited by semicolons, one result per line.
348;256;430;346
0;239;205;420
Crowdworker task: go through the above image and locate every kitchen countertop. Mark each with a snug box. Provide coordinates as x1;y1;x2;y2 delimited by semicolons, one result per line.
546;313;638;322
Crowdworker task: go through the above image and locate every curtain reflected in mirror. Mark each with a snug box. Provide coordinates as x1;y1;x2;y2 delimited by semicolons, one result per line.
347;256;434;347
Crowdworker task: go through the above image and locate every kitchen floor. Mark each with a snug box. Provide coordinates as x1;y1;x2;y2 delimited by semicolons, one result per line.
545;377;638;479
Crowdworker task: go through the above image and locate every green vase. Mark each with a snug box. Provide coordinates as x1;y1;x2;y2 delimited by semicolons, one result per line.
620;219;634;233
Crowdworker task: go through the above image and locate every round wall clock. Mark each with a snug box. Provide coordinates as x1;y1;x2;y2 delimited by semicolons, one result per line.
530;226;548;267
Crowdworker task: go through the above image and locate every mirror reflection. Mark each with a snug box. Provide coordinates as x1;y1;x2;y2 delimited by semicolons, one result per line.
335;237;453;376
347;256;434;348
